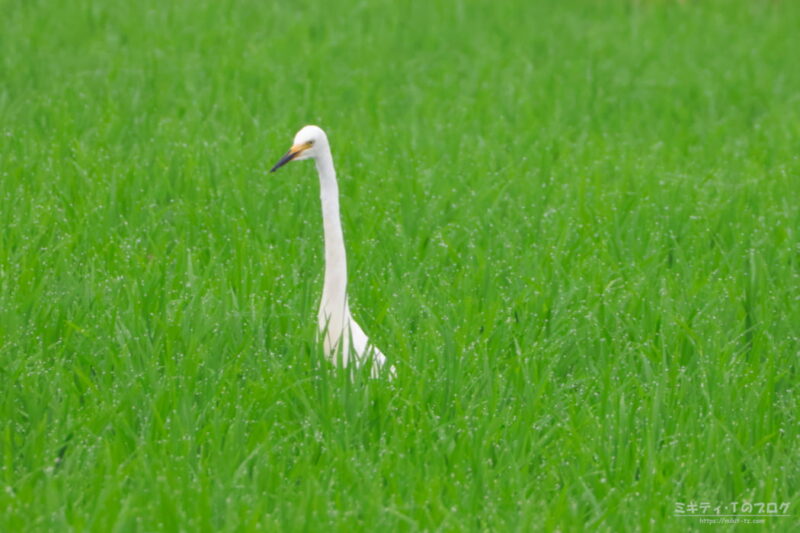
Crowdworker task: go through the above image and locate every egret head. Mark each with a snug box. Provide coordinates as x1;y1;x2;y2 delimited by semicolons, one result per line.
270;125;328;172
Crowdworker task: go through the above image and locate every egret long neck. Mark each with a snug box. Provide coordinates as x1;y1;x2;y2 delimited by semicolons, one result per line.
316;148;348;315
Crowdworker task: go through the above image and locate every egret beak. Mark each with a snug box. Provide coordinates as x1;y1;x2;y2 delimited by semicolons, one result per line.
270;143;311;172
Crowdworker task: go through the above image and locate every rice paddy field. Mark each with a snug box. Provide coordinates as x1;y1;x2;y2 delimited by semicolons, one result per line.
1;0;799;530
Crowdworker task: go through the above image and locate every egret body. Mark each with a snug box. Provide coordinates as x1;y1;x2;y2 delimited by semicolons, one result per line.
270;125;394;378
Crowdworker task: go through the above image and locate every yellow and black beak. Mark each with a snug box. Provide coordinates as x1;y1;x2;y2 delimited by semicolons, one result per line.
270;143;311;173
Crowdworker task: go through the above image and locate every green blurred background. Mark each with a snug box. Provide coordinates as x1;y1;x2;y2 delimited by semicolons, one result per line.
1;0;798;530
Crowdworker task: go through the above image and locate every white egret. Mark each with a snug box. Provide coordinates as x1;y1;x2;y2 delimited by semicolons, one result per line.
270;125;395;378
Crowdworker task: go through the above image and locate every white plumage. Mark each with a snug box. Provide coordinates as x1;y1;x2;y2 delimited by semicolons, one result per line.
270;125;395;378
